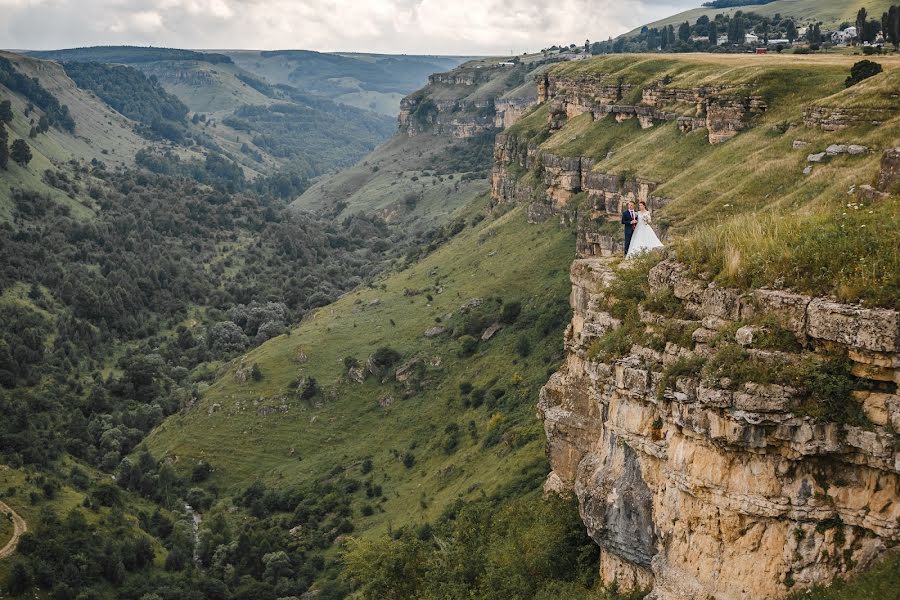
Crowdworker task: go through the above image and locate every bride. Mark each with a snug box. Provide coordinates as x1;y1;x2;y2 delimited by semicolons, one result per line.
626;200;664;258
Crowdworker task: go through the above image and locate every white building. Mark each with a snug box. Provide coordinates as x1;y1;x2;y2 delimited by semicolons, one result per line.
745;33;759;44
832;26;856;45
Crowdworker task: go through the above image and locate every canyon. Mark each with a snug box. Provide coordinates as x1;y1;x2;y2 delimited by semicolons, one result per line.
488;59;900;599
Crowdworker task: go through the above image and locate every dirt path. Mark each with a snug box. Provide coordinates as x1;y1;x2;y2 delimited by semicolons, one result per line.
0;501;27;559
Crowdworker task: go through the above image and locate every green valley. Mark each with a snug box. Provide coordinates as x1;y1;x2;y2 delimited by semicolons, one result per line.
1;3;899;599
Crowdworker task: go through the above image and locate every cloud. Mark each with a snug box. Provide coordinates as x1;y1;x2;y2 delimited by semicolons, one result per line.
0;0;699;54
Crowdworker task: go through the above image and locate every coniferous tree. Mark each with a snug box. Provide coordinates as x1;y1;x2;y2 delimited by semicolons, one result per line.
786;20;798;43
709;21;719;47
888;6;900;49
856;7;868;44
679;21;691;42
667;24;676;46
10;138;32;167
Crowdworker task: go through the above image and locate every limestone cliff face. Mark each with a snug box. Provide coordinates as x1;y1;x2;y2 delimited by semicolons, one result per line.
486;57;900;599
537;72;766;144
397;64;541;139
491;131;671;253
538;255;899;599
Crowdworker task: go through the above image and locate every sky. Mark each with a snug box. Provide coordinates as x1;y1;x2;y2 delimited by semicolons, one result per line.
0;0;700;55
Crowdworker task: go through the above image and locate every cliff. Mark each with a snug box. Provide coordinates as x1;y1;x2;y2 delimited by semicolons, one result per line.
539;256;898;599
397;59;556;139
488;54;900;599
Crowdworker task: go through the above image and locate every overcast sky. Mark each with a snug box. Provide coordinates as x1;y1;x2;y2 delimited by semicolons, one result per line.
1;0;700;55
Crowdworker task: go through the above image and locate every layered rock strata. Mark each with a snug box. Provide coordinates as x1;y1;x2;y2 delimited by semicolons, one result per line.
539;257;900;599
537;73;766;144
803;106;897;131
490;132;671;252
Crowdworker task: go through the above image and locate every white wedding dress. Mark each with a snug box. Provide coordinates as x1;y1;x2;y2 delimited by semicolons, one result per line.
626;210;664;258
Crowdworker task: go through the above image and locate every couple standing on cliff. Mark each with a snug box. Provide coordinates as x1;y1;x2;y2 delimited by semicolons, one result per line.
622;199;664;258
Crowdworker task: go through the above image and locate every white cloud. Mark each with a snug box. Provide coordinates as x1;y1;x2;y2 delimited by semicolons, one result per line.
0;0;699;54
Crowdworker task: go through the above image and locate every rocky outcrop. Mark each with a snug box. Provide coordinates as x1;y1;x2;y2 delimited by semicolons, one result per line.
538;73;766;144
802;106;896;131
490;132;671;233
398;96;497;138
539;256;900;599
876;147;900;193
398;65;538;139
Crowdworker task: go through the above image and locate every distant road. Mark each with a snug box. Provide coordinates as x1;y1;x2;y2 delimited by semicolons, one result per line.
0;501;27;559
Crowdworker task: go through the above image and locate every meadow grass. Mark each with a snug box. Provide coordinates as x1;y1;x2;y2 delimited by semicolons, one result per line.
526;54;899;306
145;197;576;539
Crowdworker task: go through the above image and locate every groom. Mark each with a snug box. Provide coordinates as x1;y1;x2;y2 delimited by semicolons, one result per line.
621;200;638;256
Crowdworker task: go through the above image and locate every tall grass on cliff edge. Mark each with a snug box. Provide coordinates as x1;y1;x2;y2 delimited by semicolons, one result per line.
677;196;900;309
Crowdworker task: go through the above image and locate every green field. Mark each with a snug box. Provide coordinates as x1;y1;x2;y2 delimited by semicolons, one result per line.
626;0;897;36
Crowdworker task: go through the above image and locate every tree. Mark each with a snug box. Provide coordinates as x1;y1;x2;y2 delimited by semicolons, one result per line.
887;6;900;49
37;115;49;134
808;23;822;47
678;21;691;42
709;21;719;47
856;7;867;44
0;124;8;170
8;561;31;595
786;19;798;43
846;60;883;87
0;99;12;124
10;138;31;167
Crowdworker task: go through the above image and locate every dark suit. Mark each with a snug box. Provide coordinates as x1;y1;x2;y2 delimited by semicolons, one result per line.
621;208;637;255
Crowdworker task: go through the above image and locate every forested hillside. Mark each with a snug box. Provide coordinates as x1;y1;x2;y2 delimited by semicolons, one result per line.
2;13;898;600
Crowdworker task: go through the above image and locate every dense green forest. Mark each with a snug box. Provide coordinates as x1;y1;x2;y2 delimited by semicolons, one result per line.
62;62;190;141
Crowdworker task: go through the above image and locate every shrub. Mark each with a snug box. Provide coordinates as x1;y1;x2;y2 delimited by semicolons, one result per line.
402;452;415;468
371;347;401;370
459;382;473;395
657;356;705;400
500;301;522;324
250;363;263;381
458;335;479;357
845;60;883;87
515;335;532;357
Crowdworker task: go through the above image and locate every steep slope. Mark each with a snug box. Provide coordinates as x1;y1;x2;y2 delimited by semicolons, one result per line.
292;55;555;227
0;51;164;219
624;0;896;36
489;52;899;599
21;46;397;182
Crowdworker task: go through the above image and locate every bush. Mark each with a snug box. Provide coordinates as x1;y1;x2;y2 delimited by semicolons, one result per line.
370;347;401;370
458;335;479;357
845;60;882;87
500;301;522;324
515;335;532;357
402;452;415;468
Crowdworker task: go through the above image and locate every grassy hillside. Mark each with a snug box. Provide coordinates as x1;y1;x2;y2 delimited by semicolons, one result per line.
292;133;489;228
626;0;896;35
0;52;155;219
509;53;900;306
145;196;574;513
226;51;470;116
